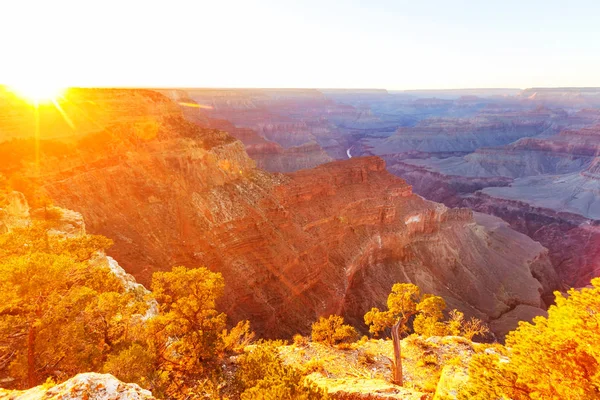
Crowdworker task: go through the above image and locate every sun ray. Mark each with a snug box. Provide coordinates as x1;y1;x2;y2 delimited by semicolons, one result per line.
34;102;40;176
51;98;76;130
54;94;104;131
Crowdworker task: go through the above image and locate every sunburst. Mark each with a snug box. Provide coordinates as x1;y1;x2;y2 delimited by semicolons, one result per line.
5;82;72;175
7;82;66;105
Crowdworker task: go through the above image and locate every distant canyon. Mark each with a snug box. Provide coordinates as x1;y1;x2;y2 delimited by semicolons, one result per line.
157;87;599;290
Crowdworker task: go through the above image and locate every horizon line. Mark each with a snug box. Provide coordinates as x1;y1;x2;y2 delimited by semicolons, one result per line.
5;84;600;91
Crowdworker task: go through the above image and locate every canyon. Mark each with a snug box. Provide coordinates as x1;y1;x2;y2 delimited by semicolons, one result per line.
0;88;562;340
168;87;599;290
382;121;600;287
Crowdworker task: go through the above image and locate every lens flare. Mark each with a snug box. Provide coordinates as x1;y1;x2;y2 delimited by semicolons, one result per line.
7;82;66;104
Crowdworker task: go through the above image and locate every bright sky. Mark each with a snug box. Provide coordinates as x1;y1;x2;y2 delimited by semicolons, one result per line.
1;0;599;90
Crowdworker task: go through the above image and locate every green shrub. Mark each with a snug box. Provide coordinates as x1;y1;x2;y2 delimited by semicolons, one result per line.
235;340;327;399
102;343;156;387
311;315;358;347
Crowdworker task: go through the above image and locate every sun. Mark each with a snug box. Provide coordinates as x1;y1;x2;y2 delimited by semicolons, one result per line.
7;82;66;104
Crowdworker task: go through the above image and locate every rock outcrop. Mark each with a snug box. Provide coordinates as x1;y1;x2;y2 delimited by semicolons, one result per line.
0;192;30;233
162;87;600;304
278;335;479;399
0;373;155;399
0;189;157;317
46;145;555;336
245;141;333;172
464;191;600;288
0;87;181;142
0;93;550;338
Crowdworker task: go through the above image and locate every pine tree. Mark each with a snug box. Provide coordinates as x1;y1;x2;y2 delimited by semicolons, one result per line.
364;283;446;385
148;266;228;398
0;225;148;389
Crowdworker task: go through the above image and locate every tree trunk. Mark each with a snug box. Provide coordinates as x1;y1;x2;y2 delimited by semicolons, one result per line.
391;321;403;386
27;322;36;387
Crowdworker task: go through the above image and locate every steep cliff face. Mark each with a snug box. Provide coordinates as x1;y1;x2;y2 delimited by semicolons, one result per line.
386;159;512;207
473;199;599;289
245;142;333;172
362;113;559;156
464;161;600;287
395;125;600;181
45;155;556;338
180;88;384;161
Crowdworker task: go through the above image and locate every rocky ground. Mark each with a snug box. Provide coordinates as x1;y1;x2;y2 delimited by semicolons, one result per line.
278;335;489;399
0;373;155;400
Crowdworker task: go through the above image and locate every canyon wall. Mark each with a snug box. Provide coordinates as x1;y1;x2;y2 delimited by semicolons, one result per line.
42;145;557;338
333;94;600;289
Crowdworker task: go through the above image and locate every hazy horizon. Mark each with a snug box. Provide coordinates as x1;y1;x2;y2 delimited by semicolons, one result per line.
7;84;600;91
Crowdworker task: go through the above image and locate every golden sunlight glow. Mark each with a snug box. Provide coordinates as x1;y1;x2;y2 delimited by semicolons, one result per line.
7;82;66;105
178;102;214;110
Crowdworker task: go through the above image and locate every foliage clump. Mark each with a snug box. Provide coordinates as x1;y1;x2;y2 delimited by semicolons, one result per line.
446;309;490;340
0;224;255;398
364;283;447;385
146;266;253;398
235;340;328;400
0;224;147;389
6;218;600;400
293;334;310;348
460;279;600;400
311;315;358;348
